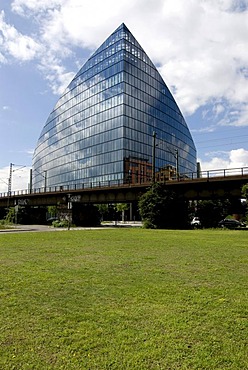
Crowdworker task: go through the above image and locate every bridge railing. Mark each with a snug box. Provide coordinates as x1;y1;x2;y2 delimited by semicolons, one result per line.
156;166;248;181
1;166;248;198
199;167;248;179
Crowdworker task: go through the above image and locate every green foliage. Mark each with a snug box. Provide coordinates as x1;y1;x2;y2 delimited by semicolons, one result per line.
241;184;248;221
0;219;13;229
0;229;247;369
96;204;109;220
47;205;57;217
96;203;130;222
197;199;231;228
4;207;15;224
138;182;188;229
52;219;69;228
197;199;231;227
114;203;130;222
0;207;18;228
241;184;248;200
114;203;129;213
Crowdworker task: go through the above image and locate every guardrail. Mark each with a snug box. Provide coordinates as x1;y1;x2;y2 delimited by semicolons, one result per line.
199;166;248;178
1;166;248;198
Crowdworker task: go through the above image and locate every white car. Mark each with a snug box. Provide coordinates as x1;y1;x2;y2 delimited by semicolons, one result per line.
191;217;201;227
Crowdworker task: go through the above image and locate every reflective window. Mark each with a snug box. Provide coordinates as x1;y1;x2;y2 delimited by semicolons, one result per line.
33;23;196;188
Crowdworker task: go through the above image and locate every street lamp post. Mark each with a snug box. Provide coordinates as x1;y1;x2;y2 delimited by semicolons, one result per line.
44;170;47;192
32;169;48;192
166;147;179;180
29;169;32;193
6;163;26;209
7;163;26;195
175;149;179;180
152;133;180;182
8;163;13;195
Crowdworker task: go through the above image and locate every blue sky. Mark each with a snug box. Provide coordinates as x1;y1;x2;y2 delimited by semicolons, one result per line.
0;0;248;192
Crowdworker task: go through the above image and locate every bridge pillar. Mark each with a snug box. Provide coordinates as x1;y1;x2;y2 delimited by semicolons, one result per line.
229;198;246;216
71;203;100;226
14;206;47;224
0;207;6;220
127;201;140;222
128;201;140;221
129;202;133;221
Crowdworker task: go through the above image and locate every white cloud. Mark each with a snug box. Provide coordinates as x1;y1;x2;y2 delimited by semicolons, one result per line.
0;10;42;61
0;167;9;193
11;0;64;17
24;1;248;119
1;0;248;128
26;149;34;156
0;55;6;63
38;54;75;95
229;148;248;167
213;104;225;117
217;102;248;127
199;148;248;171
157;3;248;116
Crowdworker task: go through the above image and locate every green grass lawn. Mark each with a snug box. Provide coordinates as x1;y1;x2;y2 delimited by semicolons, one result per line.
0;229;247;369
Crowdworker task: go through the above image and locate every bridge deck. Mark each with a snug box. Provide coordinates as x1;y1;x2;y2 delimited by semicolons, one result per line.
0;168;248;208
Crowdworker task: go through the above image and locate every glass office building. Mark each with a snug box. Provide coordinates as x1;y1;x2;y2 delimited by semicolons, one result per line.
32;23;196;189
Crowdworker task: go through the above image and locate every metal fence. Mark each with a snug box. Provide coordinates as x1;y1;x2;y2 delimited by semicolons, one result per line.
1;166;248;198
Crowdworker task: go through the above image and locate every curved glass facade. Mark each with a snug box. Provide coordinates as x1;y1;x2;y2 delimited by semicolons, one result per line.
32;23;196;189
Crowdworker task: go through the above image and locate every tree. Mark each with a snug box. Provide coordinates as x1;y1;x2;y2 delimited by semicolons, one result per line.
197;199;231;228
47;205;57;217
241;184;248;221
241;184;248;201
96;204;109;221
114;203;129;222
4;207;15;224
138;182;188;229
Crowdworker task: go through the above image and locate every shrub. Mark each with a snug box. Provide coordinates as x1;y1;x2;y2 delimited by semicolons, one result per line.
52;220;69;228
138;182;188;229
